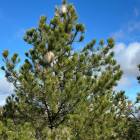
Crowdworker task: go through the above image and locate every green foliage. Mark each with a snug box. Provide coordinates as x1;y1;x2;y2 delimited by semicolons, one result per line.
79;35;84;42
2;50;10;58
76;23;85;33
0;120;36;140
98;39;104;46
1;0;140;139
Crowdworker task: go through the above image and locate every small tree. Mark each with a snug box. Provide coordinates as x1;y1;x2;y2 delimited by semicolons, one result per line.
0;0;139;139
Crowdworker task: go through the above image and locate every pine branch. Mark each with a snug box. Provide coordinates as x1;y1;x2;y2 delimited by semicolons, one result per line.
69;30;78;47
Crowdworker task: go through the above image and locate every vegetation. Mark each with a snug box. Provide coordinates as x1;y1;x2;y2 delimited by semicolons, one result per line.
0;0;140;139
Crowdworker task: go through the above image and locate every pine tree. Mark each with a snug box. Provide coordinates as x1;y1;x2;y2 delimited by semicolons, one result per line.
0;0;140;139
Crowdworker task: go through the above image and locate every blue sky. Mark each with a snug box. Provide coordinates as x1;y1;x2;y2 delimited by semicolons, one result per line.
0;0;140;115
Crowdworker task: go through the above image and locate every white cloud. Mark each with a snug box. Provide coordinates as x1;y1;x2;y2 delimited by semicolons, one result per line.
107;42;140;105
90;42;140;104
0;78;15;106
110;29;124;40
13;28;26;40
0;78;14;94
112;42;126;54
134;8;139;17
112;42;140;78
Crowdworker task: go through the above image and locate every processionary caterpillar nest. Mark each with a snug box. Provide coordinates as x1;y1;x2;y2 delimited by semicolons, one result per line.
44;51;55;64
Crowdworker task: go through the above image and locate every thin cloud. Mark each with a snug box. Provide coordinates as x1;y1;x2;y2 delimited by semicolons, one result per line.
110;19;140;42
134;8;139;17
110;29;124;40
13;28;26;40
110;29;136;43
128;20;140;32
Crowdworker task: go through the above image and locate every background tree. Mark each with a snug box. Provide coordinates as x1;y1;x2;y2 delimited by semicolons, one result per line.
0;0;140;139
